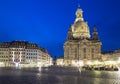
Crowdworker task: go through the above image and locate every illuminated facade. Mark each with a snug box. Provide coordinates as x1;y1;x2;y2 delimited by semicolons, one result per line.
102;49;120;64
57;57;64;66
63;7;102;66
41;49;52;66
0;41;52;67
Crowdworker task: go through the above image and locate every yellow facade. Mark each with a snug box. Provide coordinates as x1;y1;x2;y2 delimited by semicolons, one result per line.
63;7;102;66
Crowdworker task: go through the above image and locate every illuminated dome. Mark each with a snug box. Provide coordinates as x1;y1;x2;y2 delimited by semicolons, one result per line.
71;7;90;39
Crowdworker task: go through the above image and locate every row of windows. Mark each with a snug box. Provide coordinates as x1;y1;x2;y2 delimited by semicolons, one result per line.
66;54;95;59
13;60;25;62
0;59;9;62
0;49;39;52
0;52;9;55
0;55;42;58
26;50;37;52
0;52;39;55
26;53;37;55
0;56;8;58
0;55;47;59
0;59;26;62
9;56;25;57
0;49;25;51
67;48;96;52
66;55;96;60
10;52;25;54
0;50;43;54
0;52;5;54
0;56;26;58
0;49;8;51
26;60;37;62
26;57;37;59
10;49;25;51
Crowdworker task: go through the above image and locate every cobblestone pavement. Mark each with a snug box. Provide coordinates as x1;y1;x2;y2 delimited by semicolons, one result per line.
0;66;120;84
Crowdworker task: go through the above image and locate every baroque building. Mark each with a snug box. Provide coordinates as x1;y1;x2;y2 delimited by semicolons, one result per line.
102;49;120;63
63;7;102;66
0;40;52;67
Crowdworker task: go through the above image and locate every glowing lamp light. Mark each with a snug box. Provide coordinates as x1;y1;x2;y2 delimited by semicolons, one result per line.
0;62;4;65
60;62;63;65
108;61;115;65
95;60;99;65
109;61;112;64
118;58;120;63
15;63;19;67
37;62;41;65
72;61;78;66
37;62;42;67
87;61;91;65
14;62;20;68
79;61;84;66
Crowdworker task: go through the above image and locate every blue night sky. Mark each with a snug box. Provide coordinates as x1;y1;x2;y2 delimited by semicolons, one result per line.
0;0;120;57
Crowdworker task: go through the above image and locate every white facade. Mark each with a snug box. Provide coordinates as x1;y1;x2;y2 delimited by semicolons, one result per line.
25;48;43;67
57;58;64;66
41;51;52;66
25;49;38;63
0;41;52;67
102;52;120;63
0;48;9;67
9;48;26;63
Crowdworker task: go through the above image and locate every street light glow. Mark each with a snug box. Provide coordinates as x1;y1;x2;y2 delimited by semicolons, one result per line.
87;61;91;65
79;61;84;66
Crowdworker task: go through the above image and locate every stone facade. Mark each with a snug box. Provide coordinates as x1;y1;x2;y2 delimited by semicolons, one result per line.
0;41;52;67
63;7;102;66
102;49;120;62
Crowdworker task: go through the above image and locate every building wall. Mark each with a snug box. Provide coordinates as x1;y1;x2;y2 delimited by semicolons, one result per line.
41;51;52;66
0;41;52;67
57;58;64;65
25;49;38;63
64;40;101;65
9;48;26;64
0;48;9;66
102;52;120;62
63;7;102;66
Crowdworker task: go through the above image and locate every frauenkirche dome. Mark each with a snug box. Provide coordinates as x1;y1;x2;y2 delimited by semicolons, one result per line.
71;7;90;39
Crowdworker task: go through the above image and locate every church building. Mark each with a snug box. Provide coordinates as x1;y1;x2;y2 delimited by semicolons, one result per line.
63;6;102;66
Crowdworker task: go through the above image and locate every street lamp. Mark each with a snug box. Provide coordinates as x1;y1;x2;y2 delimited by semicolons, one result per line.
79;61;84;67
37;62;42;72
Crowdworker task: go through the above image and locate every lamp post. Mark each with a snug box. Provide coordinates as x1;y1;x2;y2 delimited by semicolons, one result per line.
37;62;42;72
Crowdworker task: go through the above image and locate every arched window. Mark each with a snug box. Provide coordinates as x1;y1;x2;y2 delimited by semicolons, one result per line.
92;48;94;59
92;48;94;53
67;47;69;59
83;48;86;53
83;48;86;59
75;48;77;59
84;54;86;59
